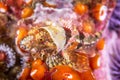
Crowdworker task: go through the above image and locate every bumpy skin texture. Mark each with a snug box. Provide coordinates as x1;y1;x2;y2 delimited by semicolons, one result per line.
107;0;120;80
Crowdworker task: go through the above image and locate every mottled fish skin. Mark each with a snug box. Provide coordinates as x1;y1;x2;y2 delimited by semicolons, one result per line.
79;32;101;49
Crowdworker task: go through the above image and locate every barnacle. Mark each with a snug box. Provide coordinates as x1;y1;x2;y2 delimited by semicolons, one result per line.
16;22;66;61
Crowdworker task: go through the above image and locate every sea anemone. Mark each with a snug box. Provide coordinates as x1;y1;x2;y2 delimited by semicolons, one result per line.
0;44;16;68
